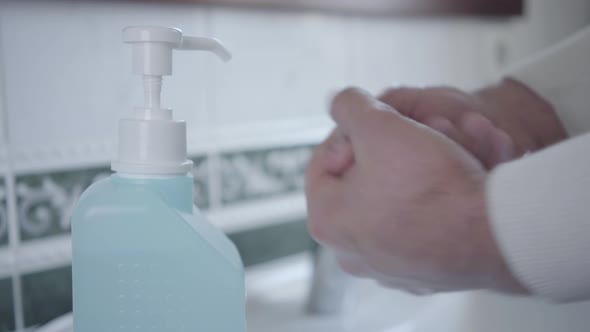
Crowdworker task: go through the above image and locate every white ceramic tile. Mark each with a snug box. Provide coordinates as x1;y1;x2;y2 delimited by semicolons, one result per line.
209;9;353;126
0;1;210;149
349;18;497;94
0;29;6;151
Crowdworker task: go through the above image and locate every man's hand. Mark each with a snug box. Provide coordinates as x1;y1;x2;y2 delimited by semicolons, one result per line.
306;88;526;295
379;79;567;169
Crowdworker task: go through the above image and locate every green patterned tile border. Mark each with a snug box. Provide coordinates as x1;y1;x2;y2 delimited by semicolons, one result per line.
220;145;313;205
16;167;111;242
15;158;209;242
0;177;7;247
12;144;316;242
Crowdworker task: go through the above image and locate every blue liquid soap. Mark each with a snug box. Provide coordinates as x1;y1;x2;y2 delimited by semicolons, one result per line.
71;26;245;331
72;174;245;331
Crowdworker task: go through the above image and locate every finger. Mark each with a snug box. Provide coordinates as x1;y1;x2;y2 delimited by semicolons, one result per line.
331;87;389;136
418;86;472;123
488;128;517;167
422;116;464;144
305;133;341;197
330;87;413;143
305;139;351;248
378;87;422;119
316;128;355;176
458;113;517;169
457;112;496;169
305;129;354;202
305;128;364;251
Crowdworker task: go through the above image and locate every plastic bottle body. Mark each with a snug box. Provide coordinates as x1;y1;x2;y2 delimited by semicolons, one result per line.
71;174;246;332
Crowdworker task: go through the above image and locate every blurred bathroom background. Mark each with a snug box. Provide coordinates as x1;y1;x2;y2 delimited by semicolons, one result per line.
0;0;590;331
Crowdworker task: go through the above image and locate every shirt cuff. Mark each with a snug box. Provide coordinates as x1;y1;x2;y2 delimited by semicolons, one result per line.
487;133;590;302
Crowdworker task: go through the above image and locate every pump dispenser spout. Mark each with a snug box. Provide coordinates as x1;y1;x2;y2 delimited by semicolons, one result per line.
179;36;232;61
112;26;231;175
122;26;231;115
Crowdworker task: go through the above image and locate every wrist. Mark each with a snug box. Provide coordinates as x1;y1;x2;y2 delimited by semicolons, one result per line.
476;78;567;155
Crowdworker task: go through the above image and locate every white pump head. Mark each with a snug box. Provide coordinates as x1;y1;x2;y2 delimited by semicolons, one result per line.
112;26;231;175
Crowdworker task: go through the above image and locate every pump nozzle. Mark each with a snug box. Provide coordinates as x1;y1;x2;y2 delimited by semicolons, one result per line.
123;26;231;75
122;26;231;111
179;36;232;62
113;26;231;175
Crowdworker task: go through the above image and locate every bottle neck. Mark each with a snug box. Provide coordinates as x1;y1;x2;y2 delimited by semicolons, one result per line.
113;173;194;213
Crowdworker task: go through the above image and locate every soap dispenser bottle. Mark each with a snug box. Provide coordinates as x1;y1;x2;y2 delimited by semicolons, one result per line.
71;26;245;332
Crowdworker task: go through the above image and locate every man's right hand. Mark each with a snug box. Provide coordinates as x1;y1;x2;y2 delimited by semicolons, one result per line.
379;79;568;169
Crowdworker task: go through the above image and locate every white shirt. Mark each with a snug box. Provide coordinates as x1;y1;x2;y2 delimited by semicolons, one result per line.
489;26;590;302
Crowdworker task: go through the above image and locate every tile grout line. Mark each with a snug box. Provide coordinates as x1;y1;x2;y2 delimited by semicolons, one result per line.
0;17;25;331
11;274;23;331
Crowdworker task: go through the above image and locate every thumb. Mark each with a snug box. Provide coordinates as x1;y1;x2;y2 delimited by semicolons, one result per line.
330;87;422;146
379;87;422;119
315;129;354;177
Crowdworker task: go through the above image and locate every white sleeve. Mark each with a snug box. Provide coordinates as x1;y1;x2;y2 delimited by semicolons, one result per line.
488;27;590;301
508;26;590;136
488;134;590;302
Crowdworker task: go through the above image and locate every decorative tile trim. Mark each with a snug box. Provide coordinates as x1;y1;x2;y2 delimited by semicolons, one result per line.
11;144;316;242
0;178;7;247
221;145;313;205
15;168;110;242
13;159;210;243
